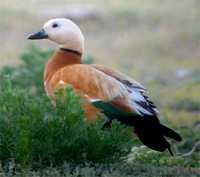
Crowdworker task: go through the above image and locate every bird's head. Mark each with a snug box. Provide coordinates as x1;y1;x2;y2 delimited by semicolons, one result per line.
28;18;84;54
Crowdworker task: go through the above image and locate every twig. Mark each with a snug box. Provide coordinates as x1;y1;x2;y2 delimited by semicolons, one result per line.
179;141;200;158
173;144;179;154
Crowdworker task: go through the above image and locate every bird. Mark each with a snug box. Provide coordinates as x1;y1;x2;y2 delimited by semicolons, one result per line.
27;18;182;156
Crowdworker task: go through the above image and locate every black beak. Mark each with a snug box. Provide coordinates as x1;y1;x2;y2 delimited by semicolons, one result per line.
27;29;48;40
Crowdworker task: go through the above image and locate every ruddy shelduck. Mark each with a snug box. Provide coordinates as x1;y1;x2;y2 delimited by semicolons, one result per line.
28;18;181;155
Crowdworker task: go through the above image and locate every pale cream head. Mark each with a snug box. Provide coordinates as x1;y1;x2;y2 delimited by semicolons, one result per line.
43;18;84;53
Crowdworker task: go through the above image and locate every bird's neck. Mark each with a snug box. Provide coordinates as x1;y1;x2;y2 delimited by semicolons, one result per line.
60;37;84;54
44;48;82;85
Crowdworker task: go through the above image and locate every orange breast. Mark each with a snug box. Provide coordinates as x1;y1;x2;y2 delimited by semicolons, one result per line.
43;50;106;122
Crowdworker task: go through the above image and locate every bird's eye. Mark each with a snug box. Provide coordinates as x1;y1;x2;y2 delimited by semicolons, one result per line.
52;23;58;28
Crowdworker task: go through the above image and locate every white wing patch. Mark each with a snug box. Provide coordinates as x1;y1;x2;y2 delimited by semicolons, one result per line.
85;94;100;103
59;80;65;84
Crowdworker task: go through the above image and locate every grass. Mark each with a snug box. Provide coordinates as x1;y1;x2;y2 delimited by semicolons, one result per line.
0;161;199;177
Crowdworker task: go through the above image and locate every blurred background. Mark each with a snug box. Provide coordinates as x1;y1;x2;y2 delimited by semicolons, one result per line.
0;0;199;125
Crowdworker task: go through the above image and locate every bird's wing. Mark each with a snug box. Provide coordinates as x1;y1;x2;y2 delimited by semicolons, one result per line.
90;64;147;92
90;64;159;116
47;64;157;116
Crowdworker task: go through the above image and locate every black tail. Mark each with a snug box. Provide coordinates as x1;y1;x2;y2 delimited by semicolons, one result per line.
93;101;182;155
106;115;182;155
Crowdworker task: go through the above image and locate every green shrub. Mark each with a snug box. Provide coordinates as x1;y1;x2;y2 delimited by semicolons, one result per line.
0;76;134;169
0;44;54;97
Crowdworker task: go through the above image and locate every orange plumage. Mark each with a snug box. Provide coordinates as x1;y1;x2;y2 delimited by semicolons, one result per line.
28;18;182;155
